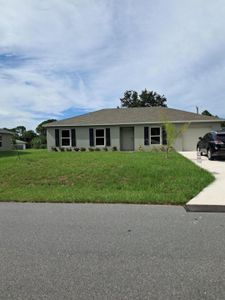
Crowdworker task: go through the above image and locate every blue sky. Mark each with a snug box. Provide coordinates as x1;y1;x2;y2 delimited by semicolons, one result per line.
0;0;225;129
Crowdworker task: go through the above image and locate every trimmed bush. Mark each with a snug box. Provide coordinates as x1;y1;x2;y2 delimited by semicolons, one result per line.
159;145;167;152
80;147;86;152
138;145;144;152
39;144;47;149
112;146;117;151
150;146;159;152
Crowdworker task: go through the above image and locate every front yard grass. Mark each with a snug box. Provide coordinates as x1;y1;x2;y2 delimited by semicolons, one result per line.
0;150;214;204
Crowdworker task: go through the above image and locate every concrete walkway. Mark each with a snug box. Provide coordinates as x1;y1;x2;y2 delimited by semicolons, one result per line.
180;151;225;212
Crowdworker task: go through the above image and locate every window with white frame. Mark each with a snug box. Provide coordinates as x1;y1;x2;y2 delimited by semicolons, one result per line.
95;129;105;146
150;127;161;144
61;130;71;146
0;135;2;147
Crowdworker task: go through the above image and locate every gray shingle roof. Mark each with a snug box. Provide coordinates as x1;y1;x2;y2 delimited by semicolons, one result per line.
44;107;222;127
0;129;14;135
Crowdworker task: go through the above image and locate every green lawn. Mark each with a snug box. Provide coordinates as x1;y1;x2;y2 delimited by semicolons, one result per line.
0;150;214;204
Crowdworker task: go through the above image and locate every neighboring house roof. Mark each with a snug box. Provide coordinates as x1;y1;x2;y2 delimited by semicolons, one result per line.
15;139;27;144
43;107;223;127
0;129;14;135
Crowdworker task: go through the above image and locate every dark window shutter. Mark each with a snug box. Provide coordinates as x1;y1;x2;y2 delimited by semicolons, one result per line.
55;129;60;147
162;126;167;145
106;128;111;146
144;127;149;145
89;128;94;147
71;129;76;147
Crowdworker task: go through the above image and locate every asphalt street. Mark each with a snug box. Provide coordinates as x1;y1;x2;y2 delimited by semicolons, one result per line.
0;203;225;300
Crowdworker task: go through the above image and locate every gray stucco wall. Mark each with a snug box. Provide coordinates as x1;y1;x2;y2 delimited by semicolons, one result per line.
47;126;120;150
135;122;221;151
47;127;55;150
0;134;13;151
134;124;163;151
47;122;222;151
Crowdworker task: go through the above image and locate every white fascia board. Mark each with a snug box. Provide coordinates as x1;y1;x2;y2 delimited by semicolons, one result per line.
45;119;224;127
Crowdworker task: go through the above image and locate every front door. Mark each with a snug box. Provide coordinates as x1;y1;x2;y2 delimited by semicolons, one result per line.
120;127;134;151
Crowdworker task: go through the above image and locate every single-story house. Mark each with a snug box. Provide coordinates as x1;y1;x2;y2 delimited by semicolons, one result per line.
44;107;224;151
0;129;14;151
15;139;27;150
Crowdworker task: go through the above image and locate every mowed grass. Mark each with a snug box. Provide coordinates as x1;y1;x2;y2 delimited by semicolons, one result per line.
0;150;214;204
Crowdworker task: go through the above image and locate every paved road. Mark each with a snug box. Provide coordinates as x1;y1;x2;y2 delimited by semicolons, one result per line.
1;204;225;300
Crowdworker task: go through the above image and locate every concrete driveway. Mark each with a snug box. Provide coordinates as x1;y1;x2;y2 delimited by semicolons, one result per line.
180;151;225;211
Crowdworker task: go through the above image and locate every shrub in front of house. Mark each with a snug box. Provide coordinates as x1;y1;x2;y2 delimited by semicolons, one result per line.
80;147;86;152
150;146;159;152
112;146;117;151
103;147;108;151
138;145;144;152
88;147;94;152
159;145;167;152
94;147;101;151
39;144;47;149
73;147;80;152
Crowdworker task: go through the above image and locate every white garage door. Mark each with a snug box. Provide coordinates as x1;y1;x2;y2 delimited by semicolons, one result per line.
182;127;211;151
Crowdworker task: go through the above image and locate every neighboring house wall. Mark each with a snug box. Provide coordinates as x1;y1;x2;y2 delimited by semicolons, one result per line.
15;143;26;150
47;122;222;151
0;134;13;151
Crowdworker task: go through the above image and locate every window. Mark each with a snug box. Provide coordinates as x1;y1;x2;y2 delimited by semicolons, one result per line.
95;129;105;146
205;133;212;142
0;135;2;147
61;130;71;146
150;127;161;144
216;134;225;143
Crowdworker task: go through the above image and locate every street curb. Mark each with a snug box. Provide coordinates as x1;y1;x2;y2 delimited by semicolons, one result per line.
185;204;225;213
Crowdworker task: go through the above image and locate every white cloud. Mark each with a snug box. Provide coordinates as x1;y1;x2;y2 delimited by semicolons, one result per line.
0;0;225;129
